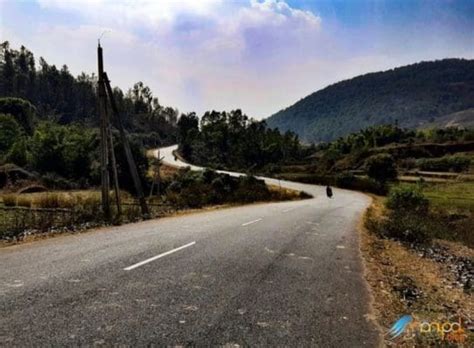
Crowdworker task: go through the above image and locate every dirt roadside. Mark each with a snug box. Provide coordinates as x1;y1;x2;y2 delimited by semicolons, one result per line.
360;197;473;346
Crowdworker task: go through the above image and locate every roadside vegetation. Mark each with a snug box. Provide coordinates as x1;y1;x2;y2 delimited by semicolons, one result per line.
0;41;178;193
0;166;309;241
365;184;473;247
0;42;309;243
362;192;473;346
361;180;473;345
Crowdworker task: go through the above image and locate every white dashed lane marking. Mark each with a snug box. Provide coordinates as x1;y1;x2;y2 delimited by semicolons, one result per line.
241;218;262;226
124;241;196;271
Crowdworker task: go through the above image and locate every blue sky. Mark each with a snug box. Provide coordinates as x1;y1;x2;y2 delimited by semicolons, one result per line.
1;0;473;118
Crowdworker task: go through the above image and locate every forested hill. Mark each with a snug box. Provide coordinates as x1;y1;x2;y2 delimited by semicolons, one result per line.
266;59;474;143
0;41;178;146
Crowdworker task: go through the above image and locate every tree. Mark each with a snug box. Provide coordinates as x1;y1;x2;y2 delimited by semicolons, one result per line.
366;154;398;183
177;112;199;159
176;109;305;171
0;42;15;96
0;43;178;146
7;136;29;167
29;121;68;174
0;97;36;134
0;113;22;153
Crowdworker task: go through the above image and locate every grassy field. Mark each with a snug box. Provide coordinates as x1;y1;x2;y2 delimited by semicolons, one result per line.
423;181;474;211
394;181;474;211
386;181;474;247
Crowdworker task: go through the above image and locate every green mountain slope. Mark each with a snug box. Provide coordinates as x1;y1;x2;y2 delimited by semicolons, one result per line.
266;59;474;143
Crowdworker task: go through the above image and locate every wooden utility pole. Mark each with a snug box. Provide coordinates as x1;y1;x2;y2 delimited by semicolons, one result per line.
97;43;111;220
108;124;122;219
103;72;149;217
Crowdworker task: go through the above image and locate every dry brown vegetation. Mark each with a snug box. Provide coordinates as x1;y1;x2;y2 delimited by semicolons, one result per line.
361;197;473;346
1;168;310;243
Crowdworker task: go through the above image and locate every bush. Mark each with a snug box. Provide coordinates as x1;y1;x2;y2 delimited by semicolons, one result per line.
0;113;22;153
366;153;398;183
417;155;471;172
7;136;29;167
386;186;429;213
373;186;436;244
335;172;387;195
41;173;78;190
299;191;312;199
352;176;387;195
29;122;97;181
234;175;269;202
202;168;218;184
382;211;435;244
335;172;355;188
0;98;36;134
75;193;102;220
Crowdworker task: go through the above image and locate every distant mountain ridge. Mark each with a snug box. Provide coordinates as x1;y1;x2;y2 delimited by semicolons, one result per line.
266;59;474;143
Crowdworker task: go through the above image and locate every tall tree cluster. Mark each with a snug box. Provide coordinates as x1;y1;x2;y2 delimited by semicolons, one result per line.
0;42;96;124
0;42;177;145
177;109;305;171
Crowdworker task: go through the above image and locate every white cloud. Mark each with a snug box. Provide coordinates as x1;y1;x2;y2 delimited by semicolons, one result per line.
4;0;469;119
6;0;324;117
37;0;223;25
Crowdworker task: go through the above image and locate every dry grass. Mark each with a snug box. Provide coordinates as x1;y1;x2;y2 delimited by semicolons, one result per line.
267;184;312;200
16;195;32;208
0;190;133;209
360;197;473;346
2;194;17;207
160;164;180;180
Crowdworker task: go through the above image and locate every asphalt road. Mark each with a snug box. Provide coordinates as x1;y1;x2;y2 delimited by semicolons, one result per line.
0;145;381;346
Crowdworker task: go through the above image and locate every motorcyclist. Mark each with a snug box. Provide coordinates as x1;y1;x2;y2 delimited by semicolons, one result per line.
326;185;333;198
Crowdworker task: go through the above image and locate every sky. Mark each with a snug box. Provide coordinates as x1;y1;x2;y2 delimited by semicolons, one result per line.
1;0;473;119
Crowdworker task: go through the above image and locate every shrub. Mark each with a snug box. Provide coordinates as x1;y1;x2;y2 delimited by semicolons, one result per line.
167;181;182;193
202;168;218;184
417;155;471;172
41;173;78;190
75;193;102;220
335;172;355;188
335;172;387;195
366;153;398;183
381;211;436;244
374;186;436;244
7;136;29;167
123;204;141;222
234;175;269;202
352;176;387;195
386;186;429;213
299;191;312;199
0;97;36;134
0;113;22;153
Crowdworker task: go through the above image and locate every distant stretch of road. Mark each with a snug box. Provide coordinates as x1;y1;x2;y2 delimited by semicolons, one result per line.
0;145;380;346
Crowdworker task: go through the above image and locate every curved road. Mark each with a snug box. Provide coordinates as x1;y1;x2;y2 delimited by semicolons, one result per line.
0;145;380;346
